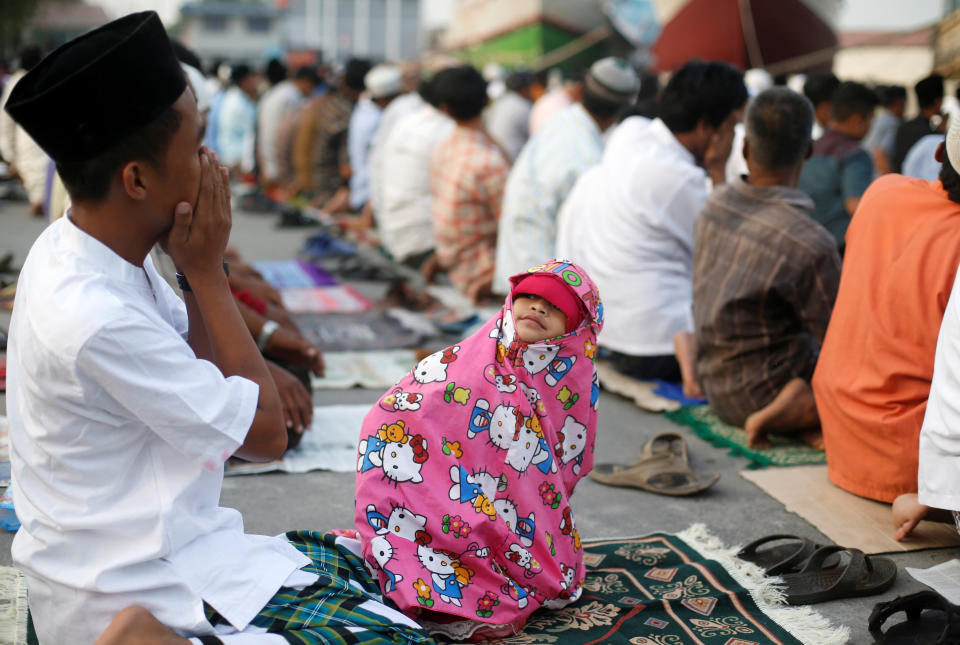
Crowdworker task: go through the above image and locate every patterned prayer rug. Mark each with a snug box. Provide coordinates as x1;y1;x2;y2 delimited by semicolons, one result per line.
496;525;847;645
665;405;826;468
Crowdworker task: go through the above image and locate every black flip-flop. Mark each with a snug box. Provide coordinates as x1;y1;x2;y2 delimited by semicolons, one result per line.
779;545;897;605
737;534;824;576
870;590;960;644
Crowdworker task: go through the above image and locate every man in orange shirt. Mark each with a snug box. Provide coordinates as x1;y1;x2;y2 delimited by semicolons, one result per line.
813;125;960;522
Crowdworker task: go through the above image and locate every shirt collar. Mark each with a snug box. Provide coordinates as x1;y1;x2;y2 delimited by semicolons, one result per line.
649;118;696;167
730;175;815;211
60;210;152;290
570;103;603;145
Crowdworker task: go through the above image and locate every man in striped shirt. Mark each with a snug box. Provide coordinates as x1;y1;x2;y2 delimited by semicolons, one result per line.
693;88;841;450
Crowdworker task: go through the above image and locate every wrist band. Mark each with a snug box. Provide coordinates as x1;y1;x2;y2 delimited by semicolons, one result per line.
176;261;230;292
257;319;280;351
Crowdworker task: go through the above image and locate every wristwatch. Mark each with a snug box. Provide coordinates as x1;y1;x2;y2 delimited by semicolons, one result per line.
257;320;280;351
176;261;230;292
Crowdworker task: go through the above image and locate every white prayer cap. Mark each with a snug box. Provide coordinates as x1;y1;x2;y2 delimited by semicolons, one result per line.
744;68;773;97
586;57;640;104
181;62;210;114
364;64;403;99
946;114;960;174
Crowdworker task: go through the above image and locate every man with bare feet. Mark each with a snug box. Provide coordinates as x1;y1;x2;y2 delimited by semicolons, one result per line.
692;88;840;450
5;13;430;645
813;110;960;523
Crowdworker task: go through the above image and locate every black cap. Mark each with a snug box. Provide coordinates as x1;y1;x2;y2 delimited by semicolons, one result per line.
5;11;186;164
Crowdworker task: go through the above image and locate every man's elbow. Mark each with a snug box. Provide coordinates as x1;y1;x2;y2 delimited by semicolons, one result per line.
237;413;287;461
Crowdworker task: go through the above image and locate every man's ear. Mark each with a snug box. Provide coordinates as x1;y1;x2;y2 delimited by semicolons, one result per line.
936;141;945;164
120;160;149;201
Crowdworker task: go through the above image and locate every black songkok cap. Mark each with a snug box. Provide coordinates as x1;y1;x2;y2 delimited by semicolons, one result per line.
5;11;186;164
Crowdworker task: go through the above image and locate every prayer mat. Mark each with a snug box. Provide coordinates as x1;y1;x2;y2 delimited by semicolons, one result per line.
293;310;433;351
226;404;368;475
492;524;847;645
252;259;339;288
310;350;417;390
742;465;960;553
0;567;28;645
665;405;826;468
280;285;374;314
595;360;683;412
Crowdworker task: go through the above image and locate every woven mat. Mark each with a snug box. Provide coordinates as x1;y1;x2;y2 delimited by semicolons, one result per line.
742;465;960;553
490;525;847;644
665;405;826;468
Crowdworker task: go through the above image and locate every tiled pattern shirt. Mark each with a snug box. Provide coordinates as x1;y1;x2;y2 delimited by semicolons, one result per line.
429;126;509;294
693;177;841;427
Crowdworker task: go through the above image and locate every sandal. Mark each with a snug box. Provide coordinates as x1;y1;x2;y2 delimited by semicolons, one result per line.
590;432;720;496
869;590;960;644
779;545;897;605
737;534;825;576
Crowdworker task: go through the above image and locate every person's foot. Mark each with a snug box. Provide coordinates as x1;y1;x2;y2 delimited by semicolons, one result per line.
743;378;819;449
672;331;703;398
892;493;929;541
94;606;191;645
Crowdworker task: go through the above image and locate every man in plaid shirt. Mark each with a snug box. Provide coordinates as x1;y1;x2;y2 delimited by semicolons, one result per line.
427;66;509;303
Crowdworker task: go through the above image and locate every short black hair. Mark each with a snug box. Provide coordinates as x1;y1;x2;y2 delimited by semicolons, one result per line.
506;70;534;93
916;74;944;110
266;58;287;85
658;60;747;133
18;45;42;72
231;63;253;86
56;106;182;203
940;145;960;205
293;66;320;86
803;72;839;107
582;85;625;120
880;84;906;106
344;58;372;93
745;88;813;171
417;75;439;107
432;65;487;121
831;81;878;122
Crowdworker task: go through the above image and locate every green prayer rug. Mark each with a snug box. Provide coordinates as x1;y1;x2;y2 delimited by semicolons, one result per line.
498;525;847;645
665;405;826;469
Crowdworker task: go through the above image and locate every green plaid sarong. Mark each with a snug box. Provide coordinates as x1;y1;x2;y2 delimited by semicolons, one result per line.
206;531;435;645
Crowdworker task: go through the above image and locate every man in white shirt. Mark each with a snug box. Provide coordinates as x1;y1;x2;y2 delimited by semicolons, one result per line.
256;67;319;187
4;12;430;645
556;60;746;394
485;70;537;162
373;77;454;266
492;57;640;294
217;63;260;173
347;64;403;212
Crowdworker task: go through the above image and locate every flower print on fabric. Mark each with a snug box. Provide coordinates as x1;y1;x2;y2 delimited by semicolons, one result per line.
355;260;603;634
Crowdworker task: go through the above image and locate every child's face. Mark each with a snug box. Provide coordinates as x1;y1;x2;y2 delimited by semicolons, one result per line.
513;294;568;342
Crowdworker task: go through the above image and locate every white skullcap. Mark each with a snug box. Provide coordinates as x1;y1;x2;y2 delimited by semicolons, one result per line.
946;115;960;174
586;57;640;103
181;62;210;114
744;68;773;97
364;64;403;99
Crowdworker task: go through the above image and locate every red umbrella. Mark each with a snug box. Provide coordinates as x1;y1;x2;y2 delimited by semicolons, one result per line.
650;0;838;72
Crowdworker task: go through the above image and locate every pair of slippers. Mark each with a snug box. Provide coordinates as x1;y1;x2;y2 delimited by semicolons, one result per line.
737;534;897;605
589;432;719;496
870;590;960;644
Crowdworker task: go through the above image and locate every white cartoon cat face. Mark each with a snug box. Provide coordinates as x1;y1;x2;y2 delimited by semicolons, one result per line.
560;562;575;588
370;535;396;568
470;469;501;501
382;505;427;540
523;344;559;375
494;498;518;531
413;346;459;384
519;382;540;407
380;439;426;484
488;404;518;450
556;416;587;470
505;424;540;472
417;544;456;575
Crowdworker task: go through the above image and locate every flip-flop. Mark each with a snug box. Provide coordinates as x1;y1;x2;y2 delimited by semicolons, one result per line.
779;545;897;605
590;451;720;496
869;590;960;644
640;432;689;461
737;534;825;576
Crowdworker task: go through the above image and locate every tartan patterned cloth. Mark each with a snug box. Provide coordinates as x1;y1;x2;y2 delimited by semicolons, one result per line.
429;126;509;295
206;531;435;645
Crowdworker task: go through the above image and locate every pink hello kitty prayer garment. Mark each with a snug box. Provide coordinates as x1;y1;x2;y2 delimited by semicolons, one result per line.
355;260;603;639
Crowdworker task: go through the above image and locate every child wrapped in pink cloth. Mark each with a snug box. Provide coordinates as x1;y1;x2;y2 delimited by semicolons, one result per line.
355;260;603;641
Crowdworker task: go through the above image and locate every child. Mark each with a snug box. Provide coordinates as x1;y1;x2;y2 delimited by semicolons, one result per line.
355;260;603;641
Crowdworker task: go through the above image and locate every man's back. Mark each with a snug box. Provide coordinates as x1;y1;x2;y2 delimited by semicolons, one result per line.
813;174;960;503
694;178;839;426
892;115;935;173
